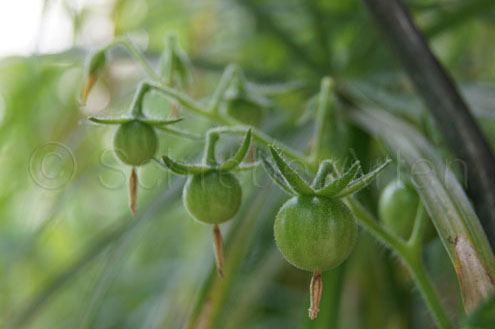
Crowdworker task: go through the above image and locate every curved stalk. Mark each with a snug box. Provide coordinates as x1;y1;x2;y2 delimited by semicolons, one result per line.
103;36;161;82
403;253;454;329
346;198;454;329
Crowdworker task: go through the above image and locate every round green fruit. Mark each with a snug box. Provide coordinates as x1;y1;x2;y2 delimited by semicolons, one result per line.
378;179;419;239
226;97;264;126
274;196;357;272
183;171;242;224
113;120;158;166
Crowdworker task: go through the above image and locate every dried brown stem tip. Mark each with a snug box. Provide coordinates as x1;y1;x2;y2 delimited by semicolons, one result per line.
81;73;98;106
309;271;323;320
129;167;138;216
213;224;224;278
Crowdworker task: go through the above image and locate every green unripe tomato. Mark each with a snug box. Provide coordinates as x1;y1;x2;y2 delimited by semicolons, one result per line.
113;120;158;166
378;179;419;239
183;171;242;224
226;97;264;126
274;196;357;272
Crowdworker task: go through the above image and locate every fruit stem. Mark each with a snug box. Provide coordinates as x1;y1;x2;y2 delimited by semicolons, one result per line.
310;77;334;164
407;204;426;253
130;82;151;118
204;132;220;166
129;167;137;216
309;271;323;320
212;224;224;278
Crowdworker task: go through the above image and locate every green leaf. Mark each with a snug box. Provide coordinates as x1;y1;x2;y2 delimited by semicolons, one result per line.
140;117;184;126
334;159;391;197
316;161;360;198
269;146;314;195
261;156;296;196
88;116;134;125
161;155;210;175
220;129;252;171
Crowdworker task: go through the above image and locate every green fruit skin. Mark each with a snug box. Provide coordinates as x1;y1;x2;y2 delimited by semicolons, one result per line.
274;196;357;272
113;120;158;166
378;179;419;239
226;97;263;126
183;171;242;224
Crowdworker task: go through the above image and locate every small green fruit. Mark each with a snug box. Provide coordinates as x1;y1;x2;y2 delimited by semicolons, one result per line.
113;120;158;166
226;97;264;125
183;171;242;224
378;179;419;239
274;196;357;272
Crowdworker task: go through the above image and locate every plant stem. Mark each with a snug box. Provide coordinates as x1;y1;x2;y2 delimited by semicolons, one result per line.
145;82;226;122
130;82;151;117
346;198;454;329
404;255;454;329
206;126;310;165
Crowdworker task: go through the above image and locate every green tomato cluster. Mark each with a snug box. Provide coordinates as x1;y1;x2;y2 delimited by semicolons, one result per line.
83;47;393;320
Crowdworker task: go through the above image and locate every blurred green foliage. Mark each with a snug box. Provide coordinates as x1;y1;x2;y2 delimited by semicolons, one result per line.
0;0;494;328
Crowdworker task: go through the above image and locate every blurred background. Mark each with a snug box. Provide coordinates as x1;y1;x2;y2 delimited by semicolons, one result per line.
0;0;493;328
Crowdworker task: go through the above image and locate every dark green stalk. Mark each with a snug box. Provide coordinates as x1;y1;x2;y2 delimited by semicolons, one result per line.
361;0;495;246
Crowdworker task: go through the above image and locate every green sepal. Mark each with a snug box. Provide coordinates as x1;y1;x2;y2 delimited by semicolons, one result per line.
316;161;360;198
219;129;252;171
269;146;314;195
261;156;296;196
334;159;391;197
161;155;211;175
155;125;201;140
311;160;335;189
231;161;260;172
88;116;134;125
140;117;184;126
